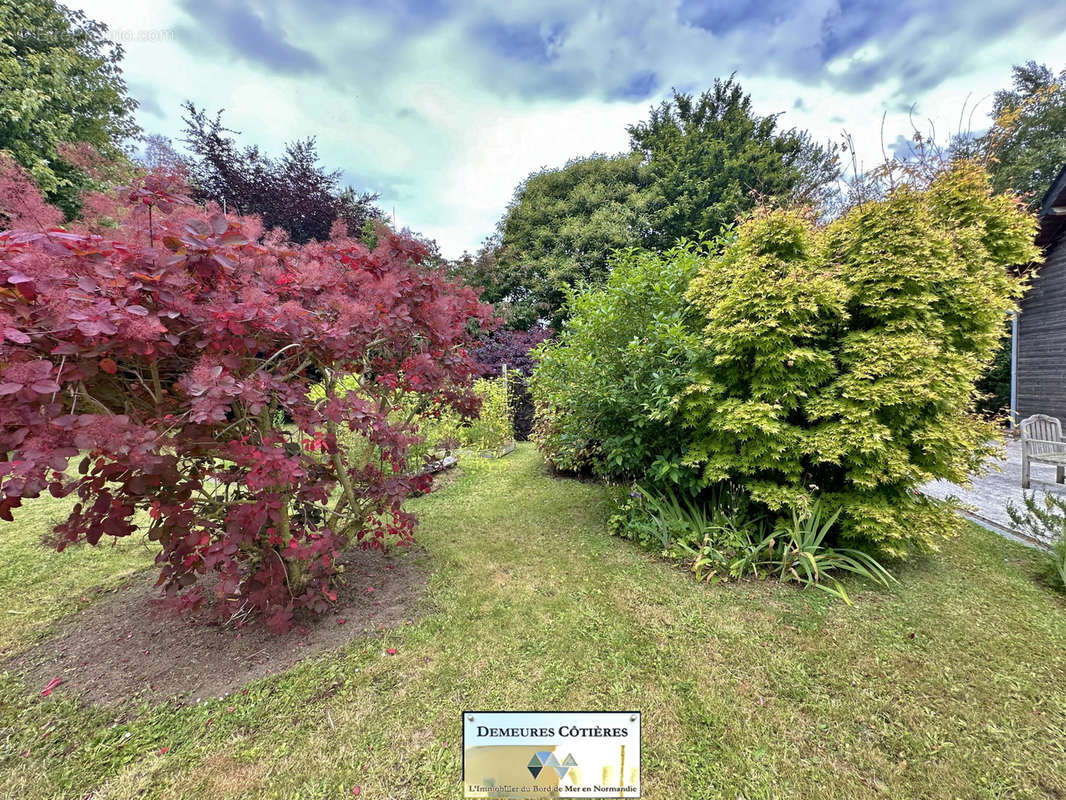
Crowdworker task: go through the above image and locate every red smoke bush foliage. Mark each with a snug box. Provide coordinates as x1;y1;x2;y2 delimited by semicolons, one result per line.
0;165;493;631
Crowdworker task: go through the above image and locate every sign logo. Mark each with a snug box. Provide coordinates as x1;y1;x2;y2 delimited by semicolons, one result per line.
527;751;577;780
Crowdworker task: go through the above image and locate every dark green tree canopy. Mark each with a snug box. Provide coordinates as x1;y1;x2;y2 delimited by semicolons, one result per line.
486;153;648;328
0;0;139;216
629;79;840;251
984;61;1066;208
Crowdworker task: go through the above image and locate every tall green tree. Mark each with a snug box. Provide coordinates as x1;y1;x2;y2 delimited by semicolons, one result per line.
0;0;139;217
472;153;649;328
470;77;840;328
629;78;839;251
972;61;1065;417
984;61;1066;209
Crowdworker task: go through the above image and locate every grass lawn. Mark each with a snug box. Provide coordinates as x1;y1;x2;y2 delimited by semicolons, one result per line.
1;443;1065;799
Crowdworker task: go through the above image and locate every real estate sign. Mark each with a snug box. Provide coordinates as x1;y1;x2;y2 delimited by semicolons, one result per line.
462;711;641;798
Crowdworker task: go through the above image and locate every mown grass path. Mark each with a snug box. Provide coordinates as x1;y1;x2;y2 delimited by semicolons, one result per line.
1;444;1065;799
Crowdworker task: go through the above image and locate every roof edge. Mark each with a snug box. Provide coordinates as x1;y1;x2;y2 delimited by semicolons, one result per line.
1035;162;1066;250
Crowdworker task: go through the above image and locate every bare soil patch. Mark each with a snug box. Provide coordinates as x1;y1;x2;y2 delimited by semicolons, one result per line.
7;545;427;708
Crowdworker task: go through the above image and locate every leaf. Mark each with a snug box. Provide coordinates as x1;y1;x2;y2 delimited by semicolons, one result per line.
208;213;229;236
126;305;150;316
3;327;30;344
0;382;21;395
184;219;210;237
212;252;236;271
40;677;63;697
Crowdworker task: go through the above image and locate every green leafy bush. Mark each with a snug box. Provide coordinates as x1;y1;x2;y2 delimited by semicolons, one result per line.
684;163;1038;554
535;162;1039;555
465;377;514;452
530;241;708;488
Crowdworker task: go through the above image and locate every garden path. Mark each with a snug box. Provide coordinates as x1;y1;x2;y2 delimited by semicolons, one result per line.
922;437;1063;547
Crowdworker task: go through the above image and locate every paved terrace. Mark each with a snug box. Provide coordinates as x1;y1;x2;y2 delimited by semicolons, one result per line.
922;438;1061;548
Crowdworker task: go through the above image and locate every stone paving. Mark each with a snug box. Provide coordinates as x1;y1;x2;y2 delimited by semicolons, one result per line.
922;438;1062;548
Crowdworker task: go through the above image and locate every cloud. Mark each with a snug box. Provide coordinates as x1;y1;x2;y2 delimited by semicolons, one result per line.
127;81;166;119
474;18;566;66
70;0;1066;257
678;0;806;35
175;0;323;75
610;70;660;102
676;0;1066;102
886;133;916;162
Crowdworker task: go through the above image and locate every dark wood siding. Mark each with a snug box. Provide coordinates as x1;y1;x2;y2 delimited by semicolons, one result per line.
1017;234;1066;422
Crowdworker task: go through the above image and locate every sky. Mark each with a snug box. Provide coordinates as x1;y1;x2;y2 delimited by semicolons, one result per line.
72;0;1066;258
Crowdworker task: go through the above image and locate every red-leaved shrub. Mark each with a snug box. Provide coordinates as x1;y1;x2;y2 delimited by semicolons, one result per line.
0;168;493;631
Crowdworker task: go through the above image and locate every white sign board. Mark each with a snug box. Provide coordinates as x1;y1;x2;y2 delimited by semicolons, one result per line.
463;711;641;798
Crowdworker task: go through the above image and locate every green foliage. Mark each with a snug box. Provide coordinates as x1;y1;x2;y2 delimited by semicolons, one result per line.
0;0;139;216
530;241;707;489
360;217;380;250
312;375;513;472
536;162;1038;555
465;377;514;452
608;482;758;556
984;61;1066;209
1052;537;1066;592
614;485;894;601
463;77;840;328
1007;491;1066;590
682;162;1039;554
628;80;840;252
754;503;897;604
467;154;649;328
974;321;1013;419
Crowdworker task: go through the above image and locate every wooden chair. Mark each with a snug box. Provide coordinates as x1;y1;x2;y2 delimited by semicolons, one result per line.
1019;414;1066;488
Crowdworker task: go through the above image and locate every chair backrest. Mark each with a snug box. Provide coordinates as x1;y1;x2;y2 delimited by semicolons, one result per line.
1020;414;1063;454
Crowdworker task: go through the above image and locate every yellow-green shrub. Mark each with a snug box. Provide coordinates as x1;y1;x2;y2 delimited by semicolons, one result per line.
465;377;514;451
682;161;1039;554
